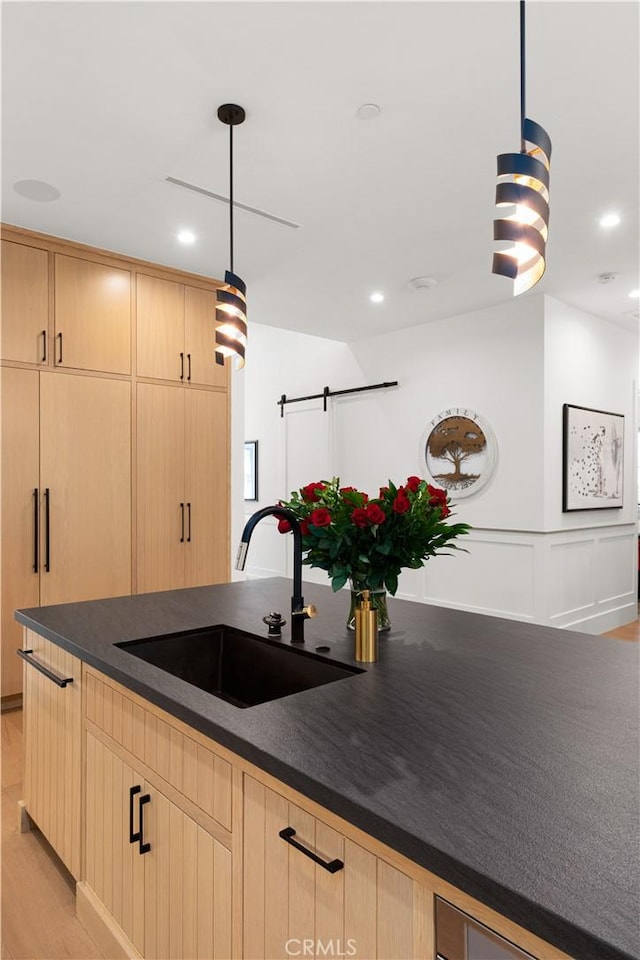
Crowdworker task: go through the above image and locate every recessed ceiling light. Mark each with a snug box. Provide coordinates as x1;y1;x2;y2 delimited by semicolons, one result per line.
599;213;621;228
357;103;381;120
177;229;196;244
13;179;60;202
369;291;385;303
408;276;437;291
629;289;640;298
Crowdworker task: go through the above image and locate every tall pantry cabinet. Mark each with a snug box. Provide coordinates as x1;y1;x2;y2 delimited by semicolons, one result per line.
1;227;230;700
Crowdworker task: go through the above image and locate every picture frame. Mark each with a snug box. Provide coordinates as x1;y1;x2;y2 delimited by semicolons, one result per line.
421;407;498;499
562;404;624;511
244;440;258;501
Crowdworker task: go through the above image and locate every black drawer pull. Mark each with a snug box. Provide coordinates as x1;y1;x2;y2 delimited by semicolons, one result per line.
33;488;39;572
278;827;344;873
17;649;73;687
129;785;140;843
187;353;191;381
138;793;151;854
57;331;63;364
41;330;47;363
180;351;184;380
186;502;191;542
130;785;151;854
180;502;185;542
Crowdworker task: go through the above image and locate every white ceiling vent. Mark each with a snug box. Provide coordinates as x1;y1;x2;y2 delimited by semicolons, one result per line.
165;176;301;229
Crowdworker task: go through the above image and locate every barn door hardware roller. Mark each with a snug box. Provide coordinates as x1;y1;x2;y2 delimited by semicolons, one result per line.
277;381;398;418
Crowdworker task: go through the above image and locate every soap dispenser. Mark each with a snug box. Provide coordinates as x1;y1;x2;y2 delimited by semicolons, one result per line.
355;590;378;662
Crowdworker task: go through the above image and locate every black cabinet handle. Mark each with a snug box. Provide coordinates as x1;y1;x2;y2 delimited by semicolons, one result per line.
180;502;185;542
186;502;191;542
17;649;73;687
33;488;39;572
129;785;151;854
56;332;63;364
187;353;191;381
41;330;47;363
44;488;50;571
278;827;344;873
180;352;184;380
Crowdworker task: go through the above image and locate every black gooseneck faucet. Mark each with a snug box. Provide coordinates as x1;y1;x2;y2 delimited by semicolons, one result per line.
236;505;317;643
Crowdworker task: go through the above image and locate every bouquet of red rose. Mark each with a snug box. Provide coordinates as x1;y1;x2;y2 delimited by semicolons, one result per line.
277;476;470;596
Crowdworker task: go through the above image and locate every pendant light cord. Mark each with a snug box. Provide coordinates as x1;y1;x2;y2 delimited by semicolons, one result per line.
229;123;234;274
520;0;526;152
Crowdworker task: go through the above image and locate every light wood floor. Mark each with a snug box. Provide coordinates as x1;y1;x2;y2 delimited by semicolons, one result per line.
1;615;638;960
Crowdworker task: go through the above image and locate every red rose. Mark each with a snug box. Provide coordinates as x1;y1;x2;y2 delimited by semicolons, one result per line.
351;507;369;528
340;486;358;496
392;492;410;514
366;503;386;525
277;517;292;534
301;482;326;503
299;520;310;536
427;484;450;518
379;486;390;498
309;507;332;527
406;476;422;493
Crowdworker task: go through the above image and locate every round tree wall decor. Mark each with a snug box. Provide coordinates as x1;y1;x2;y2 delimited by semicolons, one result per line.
422;408;497;498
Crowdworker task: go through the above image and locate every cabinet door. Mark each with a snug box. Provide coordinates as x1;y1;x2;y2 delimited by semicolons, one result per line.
137;382;186;593
39;373;131;606
184;285;228;388
185;389;229;587
137;274;185;382
1;368;40;697
1;240;49;364
22;631;81;878
54;255;131;374
144;785;232;960
243;775;429;960
85;732;145;954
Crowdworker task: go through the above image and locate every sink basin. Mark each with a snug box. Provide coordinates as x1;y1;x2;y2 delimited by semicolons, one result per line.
116;625;363;708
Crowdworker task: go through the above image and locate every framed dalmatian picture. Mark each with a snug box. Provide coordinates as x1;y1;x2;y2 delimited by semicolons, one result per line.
562;404;624;511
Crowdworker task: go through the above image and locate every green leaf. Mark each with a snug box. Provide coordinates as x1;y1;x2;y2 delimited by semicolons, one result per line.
331;571;348;592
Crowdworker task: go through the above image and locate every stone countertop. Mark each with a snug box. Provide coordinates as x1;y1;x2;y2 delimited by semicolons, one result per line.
16;578;640;960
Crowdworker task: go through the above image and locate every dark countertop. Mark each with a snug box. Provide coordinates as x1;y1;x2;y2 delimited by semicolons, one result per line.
16;578;640;960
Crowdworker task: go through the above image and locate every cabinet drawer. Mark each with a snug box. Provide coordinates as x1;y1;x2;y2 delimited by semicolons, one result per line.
85;670;232;832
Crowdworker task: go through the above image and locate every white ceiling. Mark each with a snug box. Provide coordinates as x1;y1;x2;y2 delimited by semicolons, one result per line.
2;1;639;342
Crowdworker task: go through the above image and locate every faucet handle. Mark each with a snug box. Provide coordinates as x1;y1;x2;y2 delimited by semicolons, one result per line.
263;612;287;636
293;604;317;620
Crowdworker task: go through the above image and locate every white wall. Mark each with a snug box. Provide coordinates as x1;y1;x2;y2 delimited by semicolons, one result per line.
241;295;638;633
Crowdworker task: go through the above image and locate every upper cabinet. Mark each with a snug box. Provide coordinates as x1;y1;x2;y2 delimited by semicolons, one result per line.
1;240;49;364
54;254;131;375
137;274;228;388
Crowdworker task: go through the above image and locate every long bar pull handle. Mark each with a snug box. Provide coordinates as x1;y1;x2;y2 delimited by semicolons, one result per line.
187;353;191;381
44;488;50;571
180;352;184;380
180;503;185;543
138;793;151;854
41;330;47;363
33;488;39;572
186;502;191;542
57;332;63;364
278;827;344;873
129;785;141;843
16;649;73;687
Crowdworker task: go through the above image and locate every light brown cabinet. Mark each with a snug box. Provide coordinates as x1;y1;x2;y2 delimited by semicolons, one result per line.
1;369;132;696
137;274;228;388
243;774;431;960
22;630;82;879
1;240;49;364
54;254;131;374
136;382;228;593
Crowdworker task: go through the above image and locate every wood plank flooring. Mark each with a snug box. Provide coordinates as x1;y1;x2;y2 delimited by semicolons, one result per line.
1;615;637;960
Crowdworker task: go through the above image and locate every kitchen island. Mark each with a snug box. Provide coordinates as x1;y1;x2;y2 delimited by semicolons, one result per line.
16;578;640;960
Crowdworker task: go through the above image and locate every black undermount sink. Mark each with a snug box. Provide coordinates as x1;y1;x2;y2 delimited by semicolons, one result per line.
116;625;363;708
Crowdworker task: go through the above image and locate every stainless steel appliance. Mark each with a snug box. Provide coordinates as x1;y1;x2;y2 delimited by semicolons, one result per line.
435;897;536;960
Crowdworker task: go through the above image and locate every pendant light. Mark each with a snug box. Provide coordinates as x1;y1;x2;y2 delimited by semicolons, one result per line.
215;103;247;369
492;0;551;296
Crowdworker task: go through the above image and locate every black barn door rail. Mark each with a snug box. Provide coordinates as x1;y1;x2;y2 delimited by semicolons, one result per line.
278;381;398;417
